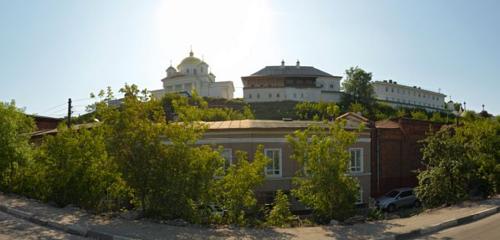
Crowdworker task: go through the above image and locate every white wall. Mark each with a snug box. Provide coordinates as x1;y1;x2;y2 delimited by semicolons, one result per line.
373;82;446;111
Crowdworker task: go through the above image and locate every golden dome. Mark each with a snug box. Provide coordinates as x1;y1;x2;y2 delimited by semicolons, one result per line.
178;50;202;67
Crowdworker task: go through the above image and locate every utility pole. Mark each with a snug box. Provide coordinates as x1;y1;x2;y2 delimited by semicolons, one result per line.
67;98;72;128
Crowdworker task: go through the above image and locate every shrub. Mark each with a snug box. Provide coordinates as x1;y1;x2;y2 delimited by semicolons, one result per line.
266;190;296;227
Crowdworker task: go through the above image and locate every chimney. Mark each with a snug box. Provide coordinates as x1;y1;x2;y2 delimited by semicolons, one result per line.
296;60;300;68
281;59;285;68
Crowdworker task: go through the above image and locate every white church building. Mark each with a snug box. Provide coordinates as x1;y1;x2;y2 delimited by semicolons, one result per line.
151;50;234;100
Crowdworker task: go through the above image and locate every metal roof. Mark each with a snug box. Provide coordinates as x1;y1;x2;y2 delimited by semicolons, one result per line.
248;66;338;78
204;119;319;130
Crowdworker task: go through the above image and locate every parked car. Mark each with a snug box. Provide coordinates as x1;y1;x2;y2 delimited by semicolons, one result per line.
375;187;421;212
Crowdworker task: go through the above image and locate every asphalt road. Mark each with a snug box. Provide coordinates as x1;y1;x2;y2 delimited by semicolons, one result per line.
0;211;83;240
416;213;500;240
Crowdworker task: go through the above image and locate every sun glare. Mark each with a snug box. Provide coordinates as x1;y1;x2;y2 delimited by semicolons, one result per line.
153;0;274;96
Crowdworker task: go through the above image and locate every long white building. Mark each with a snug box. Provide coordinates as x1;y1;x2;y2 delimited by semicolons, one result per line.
372;80;446;112
242;60;342;103
151;50;234;100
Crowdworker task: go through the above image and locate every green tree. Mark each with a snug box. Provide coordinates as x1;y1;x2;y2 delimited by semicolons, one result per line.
266;190;295;227
411;111;429;121
0;101;35;191
416;119;499;207
430;112;445;123
287;121;360;222
215;146;269;225
95;85;223;220
341;67;375;111
295;102;340;121
36;126;128;211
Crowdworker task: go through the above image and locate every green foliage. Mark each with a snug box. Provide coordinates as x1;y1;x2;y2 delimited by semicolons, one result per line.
367;208;384;221
162;91;254;122
348;103;364;114
430;112;445;123
215;146;269;225
97;85;223;220
287;121;359;222
0;101;35;191
265;190;295;227
411;111;428;121
295;102;340;121
36;126;129;211
416;119;500;207
341;67;375;111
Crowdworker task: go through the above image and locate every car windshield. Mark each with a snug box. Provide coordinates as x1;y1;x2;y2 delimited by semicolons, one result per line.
385;190;400;198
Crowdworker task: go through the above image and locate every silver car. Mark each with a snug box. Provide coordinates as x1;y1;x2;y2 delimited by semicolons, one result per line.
376;187;421;212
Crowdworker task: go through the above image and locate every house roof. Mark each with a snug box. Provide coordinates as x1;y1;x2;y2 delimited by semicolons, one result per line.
204;119;318;130
205;112;369;130
247;66;338;78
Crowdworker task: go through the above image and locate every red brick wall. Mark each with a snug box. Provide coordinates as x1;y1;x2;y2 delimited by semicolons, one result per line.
371;119;443;197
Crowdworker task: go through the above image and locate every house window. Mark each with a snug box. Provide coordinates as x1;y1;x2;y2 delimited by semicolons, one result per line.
268;93;272;98
257;93;260;99
330;84;334;89
349;148;363;173
264;148;282;177
193;69;197;75
186;69;190;74
293;93;297;98
248;94;252;99
221;148;232;171
276;93;280;98
175;84;182;90
385;87;388;92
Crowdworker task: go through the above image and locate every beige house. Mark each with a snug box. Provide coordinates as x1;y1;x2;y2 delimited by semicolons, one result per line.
200;112;372;207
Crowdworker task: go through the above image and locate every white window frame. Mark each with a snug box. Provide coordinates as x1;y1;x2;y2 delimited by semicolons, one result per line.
349;148;363;173
264;148;282;177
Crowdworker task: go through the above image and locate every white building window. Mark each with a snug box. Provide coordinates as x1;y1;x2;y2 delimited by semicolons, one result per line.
264;148;282;177
268;93;272;98
257;93;260;99
349;148;363;173
221;148;232;171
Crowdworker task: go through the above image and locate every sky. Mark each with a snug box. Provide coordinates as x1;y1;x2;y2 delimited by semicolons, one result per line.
1;0;499;117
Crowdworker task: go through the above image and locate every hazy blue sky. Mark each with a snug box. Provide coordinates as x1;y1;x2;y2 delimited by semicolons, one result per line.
1;0;499;117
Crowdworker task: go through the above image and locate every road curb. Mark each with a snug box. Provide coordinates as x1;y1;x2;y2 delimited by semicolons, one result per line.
0;203;139;240
378;205;500;240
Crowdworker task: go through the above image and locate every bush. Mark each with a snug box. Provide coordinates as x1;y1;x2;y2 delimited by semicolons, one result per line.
37;126;129;211
215;147;269;225
266;190;296;227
